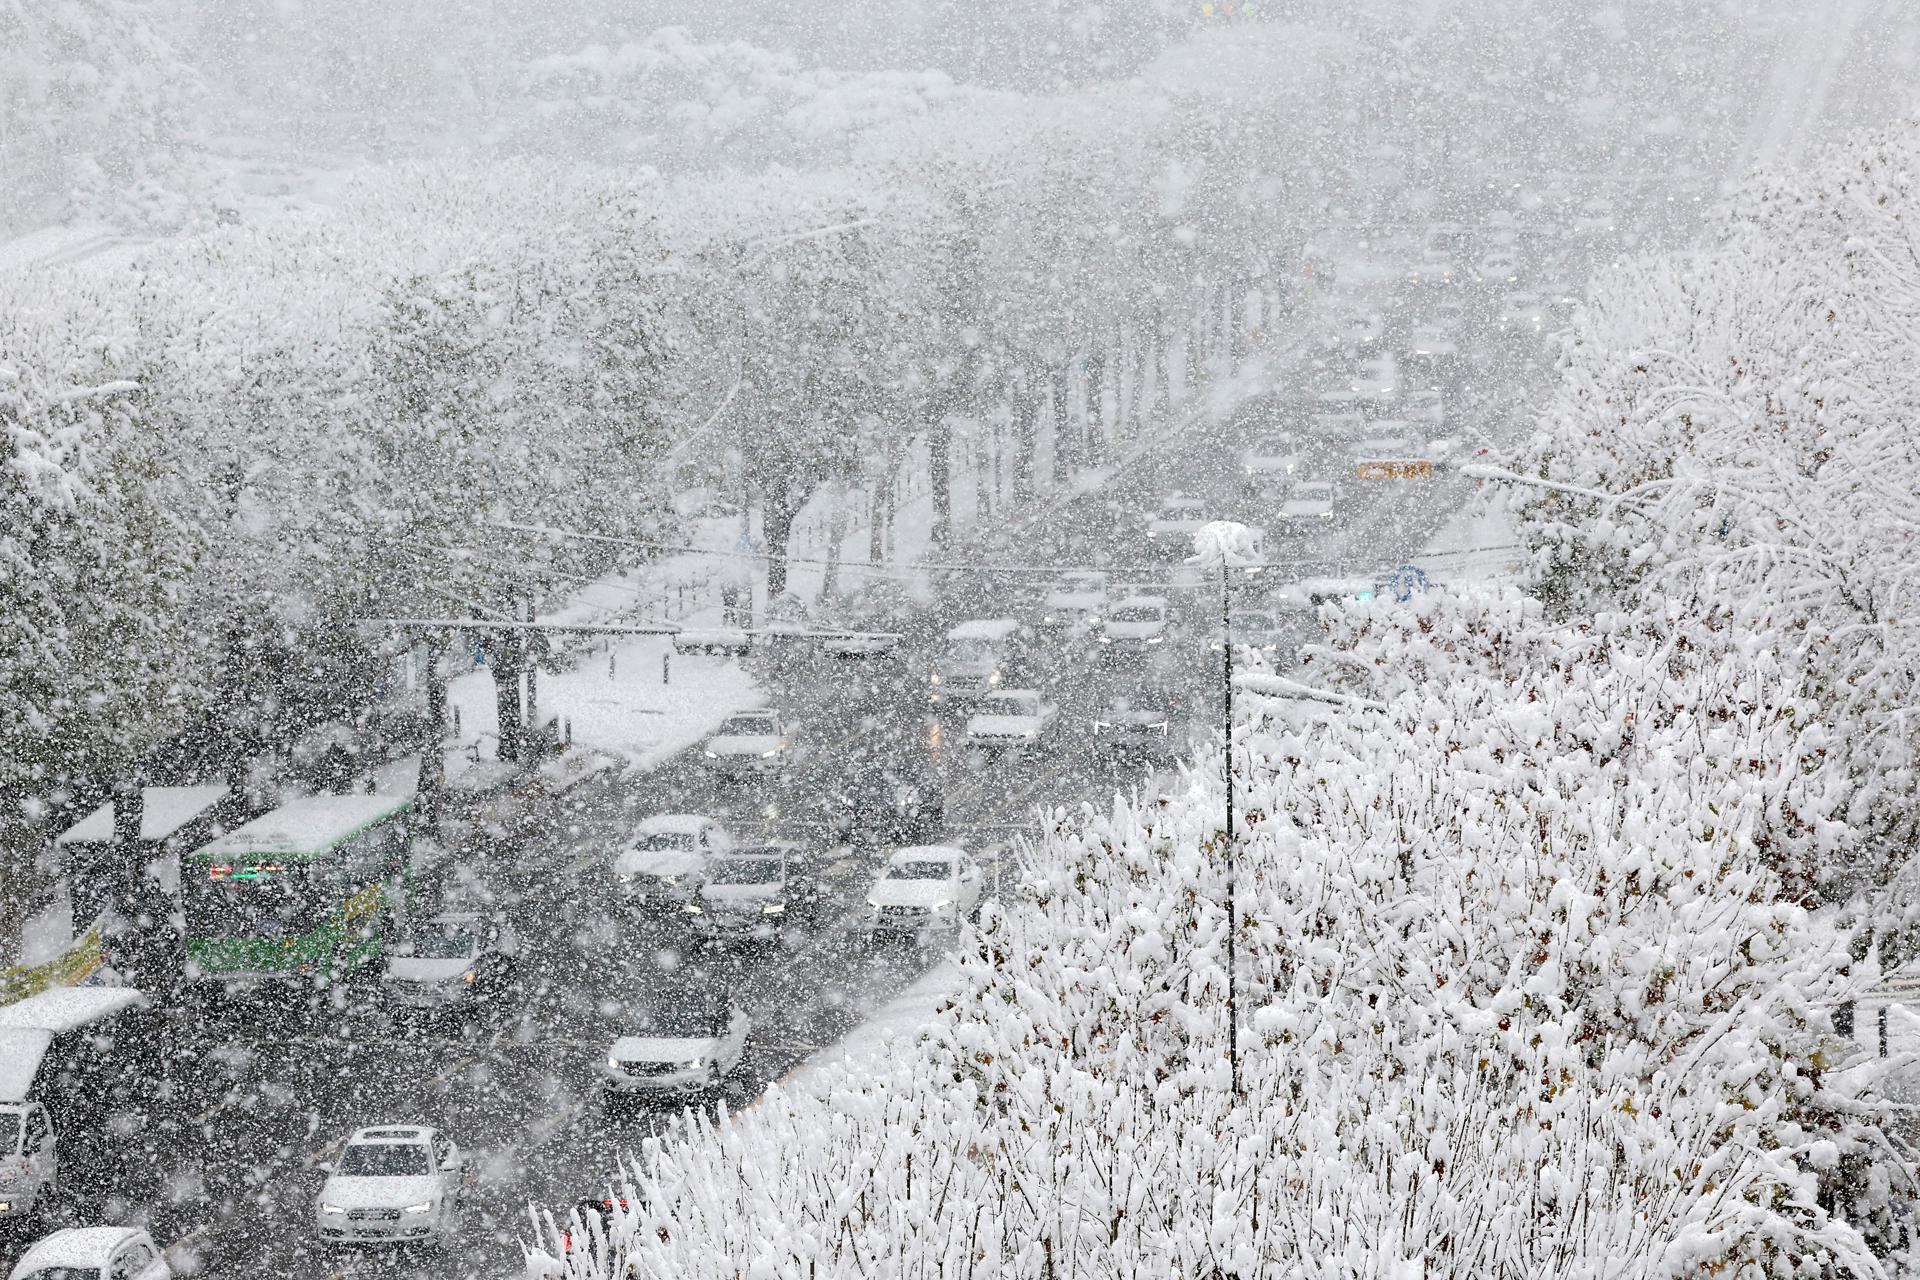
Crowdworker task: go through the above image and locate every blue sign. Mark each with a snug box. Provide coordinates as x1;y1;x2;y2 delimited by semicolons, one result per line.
1386;564;1429;602
736;526;759;555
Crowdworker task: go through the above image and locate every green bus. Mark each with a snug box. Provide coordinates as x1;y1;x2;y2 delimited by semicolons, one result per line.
183;793;414;992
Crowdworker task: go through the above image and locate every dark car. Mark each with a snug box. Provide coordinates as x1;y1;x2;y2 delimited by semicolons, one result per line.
834;765;944;848
686;845;826;941
1091;693;1182;762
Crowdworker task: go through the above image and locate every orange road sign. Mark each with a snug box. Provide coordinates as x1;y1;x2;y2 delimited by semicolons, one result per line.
1356;459;1433;480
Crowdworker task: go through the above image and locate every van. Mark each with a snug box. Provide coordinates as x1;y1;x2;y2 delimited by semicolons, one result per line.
930;619;1028;703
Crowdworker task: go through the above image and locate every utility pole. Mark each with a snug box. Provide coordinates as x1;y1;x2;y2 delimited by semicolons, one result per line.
1222;558;1239;1099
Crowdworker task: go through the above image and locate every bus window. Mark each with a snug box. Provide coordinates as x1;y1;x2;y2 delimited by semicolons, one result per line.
185;864;317;940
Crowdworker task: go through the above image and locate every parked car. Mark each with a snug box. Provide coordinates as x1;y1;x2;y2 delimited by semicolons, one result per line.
1240;434;1302;487
1275;481;1338;529
700;709;796;774
315;1125;466;1246
963;689;1060;755
1098;596;1173;649
930;618;1028;703
603;992;749;1099
8;1229;170;1280
687;846;823;941
613;816;733;911
865;847;986;940
0;1101;56;1228
1218;608;1286;655
1035;571;1108;638
383;912;520;1012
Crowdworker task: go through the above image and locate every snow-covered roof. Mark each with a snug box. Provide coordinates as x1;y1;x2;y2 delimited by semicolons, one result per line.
13;1226;142;1272
946;618;1019;641
634;814;713;836
0;985;147;1035
55;785;230;846
0;1029;53;1102
190;793;412;861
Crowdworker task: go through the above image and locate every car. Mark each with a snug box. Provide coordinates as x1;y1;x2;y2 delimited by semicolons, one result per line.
865;846;985;940
1035;571;1108;638
315;1125;466;1246
1341;311;1384;353
603;991;749;1098
1091;696;1176;760
963;689;1060;754
383;912;520;1012
1347;353;1398;401
833;762;944;847
700;708;796;774
8;1229;170;1280
1144;494;1210;559
930;618;1028;702
1499;292;1548;332
1275;481;1337;529
1477;251;1519;284
1098;596;1173;649
1399;390;1445;428
1240;434;1302;486
1574;197;1615;234
1217;608;1286;655
686;846;823;940
613;816;733;911
0;1102;56;1227
1422;223;1470;265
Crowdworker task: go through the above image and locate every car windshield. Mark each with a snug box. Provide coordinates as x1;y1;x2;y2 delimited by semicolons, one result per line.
636;831;695;852
632;999;727;1038
1296;484;1333;499
719;713;775;735
708;858;783;885
890;860;952;881
1254;437;1294;456
986;693;1038;713
339;1142;430;1177
1108;605;1162;623
409;922;479;959
184;863;318;940
945;639;997;664
0;1112;18;1153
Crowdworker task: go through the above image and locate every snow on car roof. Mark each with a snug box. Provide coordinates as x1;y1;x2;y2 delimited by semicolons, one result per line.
946;618;1020;641
890;845;966;864
15;1226;143;1272
191;793;411;861
634;814;713;835
352;1125;432;1143
56;784;230;846
0;985;147;1035
0;1029;53;1102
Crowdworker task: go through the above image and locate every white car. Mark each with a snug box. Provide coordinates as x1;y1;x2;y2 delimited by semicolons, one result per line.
0;1101;56;1226
613;816;733;910
1342;311;1384;352
1240;434;1302;485
865;846;986;939
1276;481;1338;528
8;1229;170;1280
687;845;823;940
1400;390;1446;428
383;912;521;1011
1574;197;1615;234
603;994;749;1097
1099;596;1172;648
963;689;1060;752
1477;251;1519;284
1221;608;1286;655
701;709;795;774
1036;571;1108;635
1499;292;1548;332
316;1126;466;1246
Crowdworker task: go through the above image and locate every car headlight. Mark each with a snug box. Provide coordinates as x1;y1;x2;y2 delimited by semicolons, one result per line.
760;749;778;758
704;750;718;759
762;902;786;915
684;904;704;915
987;671;1001;687
608;1055;622;1071
929;673;941;685
320;1204;346;1215
1146;635;1164;645
460;970;476;985
1042;614;1056;623
684;1058;705;1071
403;1202;434;1215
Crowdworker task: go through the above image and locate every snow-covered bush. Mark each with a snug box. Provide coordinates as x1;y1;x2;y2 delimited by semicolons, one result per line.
1508;120;1920;901
534;583;1908;1278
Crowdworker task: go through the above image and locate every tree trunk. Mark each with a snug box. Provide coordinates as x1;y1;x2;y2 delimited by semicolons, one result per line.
1011;370;1039;501
763;484;801;599
417;634;446;823
822;484;849;599
930;413;953;545
487;622;524;765
1084;343;1107;466
1050;361;1074;485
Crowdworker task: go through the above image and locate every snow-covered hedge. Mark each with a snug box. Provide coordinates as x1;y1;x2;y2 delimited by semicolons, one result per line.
1508;119;1920;902
531;583;1910;1278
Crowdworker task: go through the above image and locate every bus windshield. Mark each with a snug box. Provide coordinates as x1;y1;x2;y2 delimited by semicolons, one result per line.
185;863;320;940
0;1111;19;1154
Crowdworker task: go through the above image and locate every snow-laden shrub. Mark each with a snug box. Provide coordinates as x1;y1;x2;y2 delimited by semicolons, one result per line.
535;584;1908;1279
1508;121;1920;900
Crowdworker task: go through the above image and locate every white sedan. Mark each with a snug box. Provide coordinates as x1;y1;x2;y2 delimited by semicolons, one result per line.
963;689;1059;753
613;815;733;911
1276;481;1338;529
865;847;985;939
1098;597;1172;648
701;709;796;774
316;1126;466;1246
1240;434;1302;486
603;995;749;1098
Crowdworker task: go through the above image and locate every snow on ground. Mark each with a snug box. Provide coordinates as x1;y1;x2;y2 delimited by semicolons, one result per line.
755;961;962;1105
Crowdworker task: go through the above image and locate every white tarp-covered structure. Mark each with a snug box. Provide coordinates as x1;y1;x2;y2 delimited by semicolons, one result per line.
0;987;147;1103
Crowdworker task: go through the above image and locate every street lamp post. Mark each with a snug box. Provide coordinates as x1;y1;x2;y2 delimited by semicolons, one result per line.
1189;521;1259;1101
